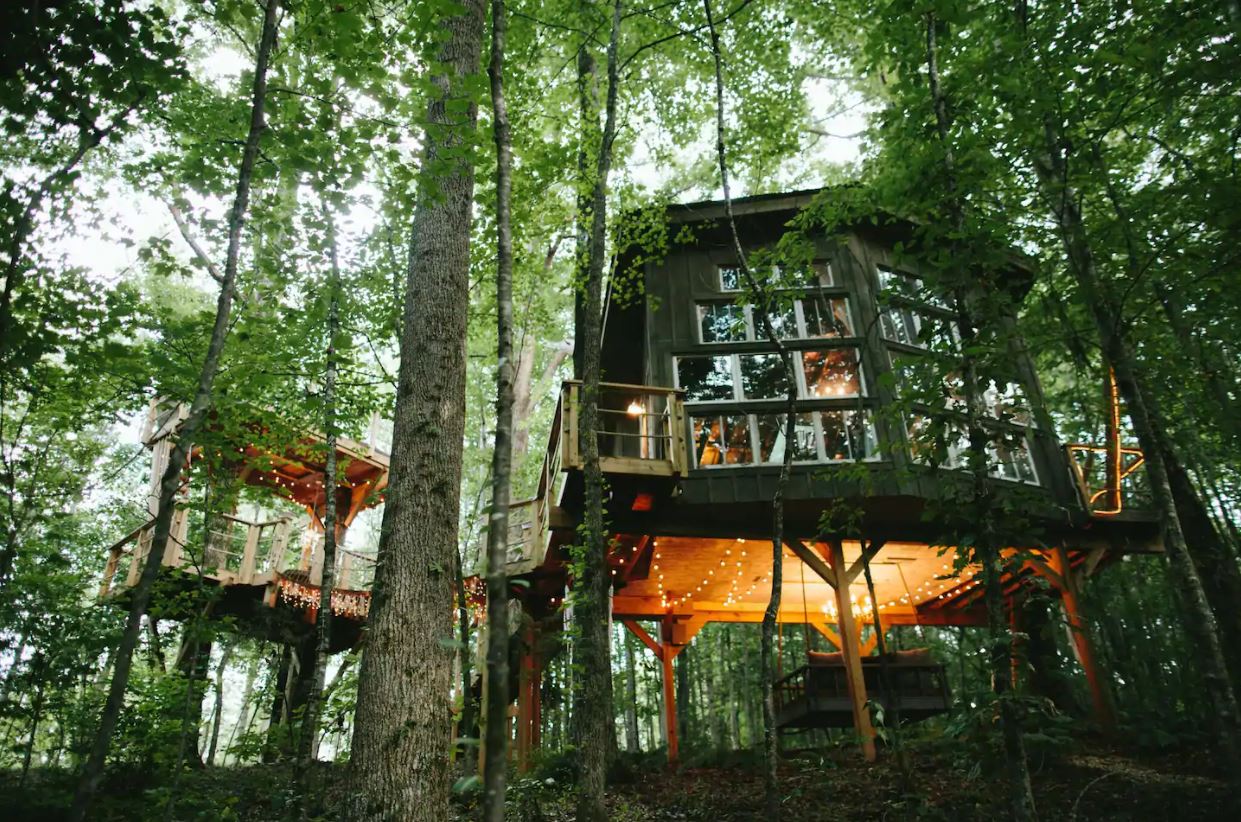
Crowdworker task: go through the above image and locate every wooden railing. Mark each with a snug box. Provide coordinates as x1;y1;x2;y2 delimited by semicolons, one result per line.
101;512;295;597
499;382;687;575
559;381;687;477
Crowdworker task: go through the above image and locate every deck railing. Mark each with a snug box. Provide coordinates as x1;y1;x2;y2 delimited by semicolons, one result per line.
102;513;297;596
500;382;687;574
1065;443;1149;516
559;381;687;477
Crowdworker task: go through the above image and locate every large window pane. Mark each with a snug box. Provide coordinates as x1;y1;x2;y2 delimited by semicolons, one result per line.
740;353;792;400
756;413;818;463
723;414;753;465
991;437;1038;483
801;348;862;398
677;356;734;402
822;410;878;460
880;306;921;346
763;301;798;340
697;302;746;343
691;414;752;467
803;296;853;338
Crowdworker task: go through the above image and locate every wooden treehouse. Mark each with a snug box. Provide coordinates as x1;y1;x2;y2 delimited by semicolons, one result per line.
494;189;1160;768
99;402;389;748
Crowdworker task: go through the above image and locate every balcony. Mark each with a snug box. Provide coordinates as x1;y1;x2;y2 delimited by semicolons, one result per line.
560;381;687;476
101;512;376;619
500;381;686;574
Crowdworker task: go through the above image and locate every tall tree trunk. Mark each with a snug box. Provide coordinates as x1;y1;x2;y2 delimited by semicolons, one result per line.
482;0;517;815
924;15;1037;819
67;2;280;816
207;641;235;766
298;209;342;818
702;2;796;813
19;656;45;787
1030;116;1241;781
346;2;485;818
624;633;640;753
570;2;622;819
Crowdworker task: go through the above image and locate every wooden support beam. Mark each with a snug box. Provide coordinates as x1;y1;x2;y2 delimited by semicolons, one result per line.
808;619;843;650
622;619;662;657
659;618;678;765
669;614;707;650
790;541;836;590
845;539;887;585
826;539;876;762
1053;545;1116;732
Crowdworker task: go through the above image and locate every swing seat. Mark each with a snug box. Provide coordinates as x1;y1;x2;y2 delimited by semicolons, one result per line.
774;648;951;730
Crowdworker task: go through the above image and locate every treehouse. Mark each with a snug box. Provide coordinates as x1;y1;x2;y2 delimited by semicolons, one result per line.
498;189;1160;767
99;401;389;750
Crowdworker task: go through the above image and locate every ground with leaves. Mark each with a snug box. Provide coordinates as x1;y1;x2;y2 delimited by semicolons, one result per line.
2;736;1228;821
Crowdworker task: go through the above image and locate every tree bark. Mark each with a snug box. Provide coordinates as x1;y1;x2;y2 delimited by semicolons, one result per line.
570;2;622;820
207;641;235;766
702;1;796;813
346;2;485;818
298;208;342;807
624;633;640;753
482;0;517;815
67;2;280;816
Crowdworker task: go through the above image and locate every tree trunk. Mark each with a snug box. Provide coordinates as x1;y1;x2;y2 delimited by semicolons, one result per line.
482;0;517;815
924;15;1037;819
207;641;235;766
702;2;796;813
298;208;343;811
1031;115;1241;780
346;2;485;818
67;5;280;816
624;633;640;753
570;3;622;820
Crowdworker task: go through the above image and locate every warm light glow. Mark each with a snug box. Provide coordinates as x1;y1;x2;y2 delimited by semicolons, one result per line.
627;401;644;417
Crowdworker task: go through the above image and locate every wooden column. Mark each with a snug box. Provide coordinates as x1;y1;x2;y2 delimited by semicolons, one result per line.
1053;546;1116;732
661;641;678;765
827;539;877;762
516;625;540;773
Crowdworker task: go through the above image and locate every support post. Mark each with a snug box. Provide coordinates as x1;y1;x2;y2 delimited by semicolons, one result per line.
239;522;261;584
1053;546;1116;732
827;539;877;762
660;619;679;765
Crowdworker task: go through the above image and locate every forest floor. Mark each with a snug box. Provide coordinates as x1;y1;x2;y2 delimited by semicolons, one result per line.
1;736;1230;820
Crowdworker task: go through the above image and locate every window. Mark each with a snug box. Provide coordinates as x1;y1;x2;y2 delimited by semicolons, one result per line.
720;261;835;292
696;409;880;468
740;353;792;400
695;296;854;344
763;301;799;340
801;348;863;398
756;413;819;463
802;295;853;338
691;414;752;466
677;356;733;402
905;416;1038;484
878;265;947;308
698;302;746;343
821;410;879;461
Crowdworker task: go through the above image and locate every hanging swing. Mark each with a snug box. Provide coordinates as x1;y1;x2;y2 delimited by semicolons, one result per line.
774;549;952;731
